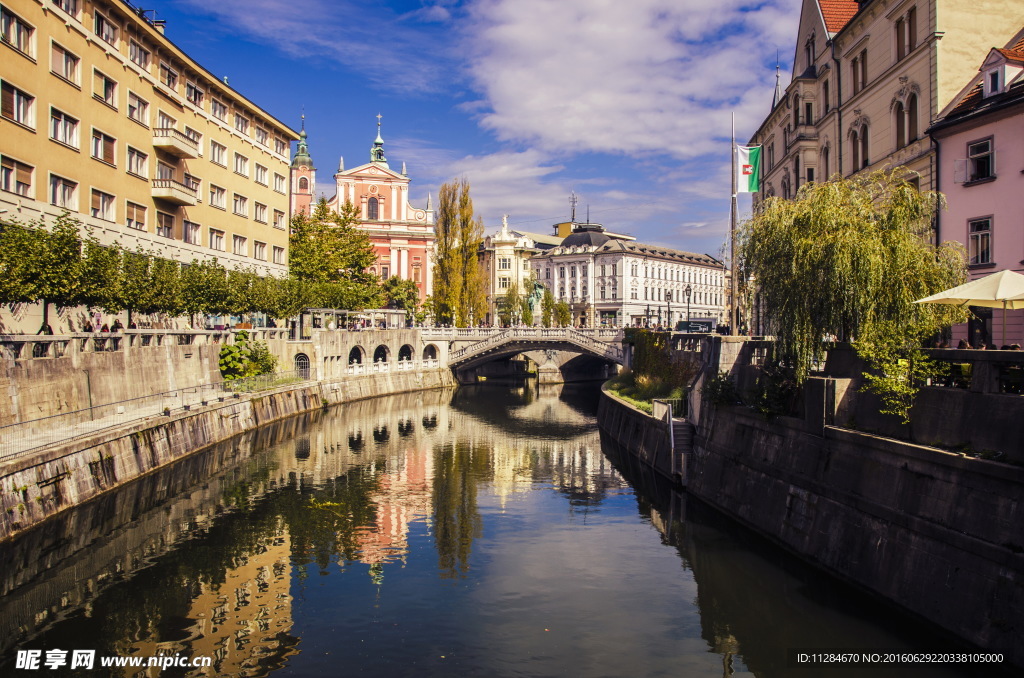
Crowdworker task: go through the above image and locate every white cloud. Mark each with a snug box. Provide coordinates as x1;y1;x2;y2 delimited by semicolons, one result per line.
463;0;800;158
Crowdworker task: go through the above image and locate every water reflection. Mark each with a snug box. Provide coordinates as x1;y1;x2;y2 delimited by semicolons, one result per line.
0;384;1012;677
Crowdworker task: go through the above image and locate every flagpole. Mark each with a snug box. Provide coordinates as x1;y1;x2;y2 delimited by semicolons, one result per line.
730;112;739;336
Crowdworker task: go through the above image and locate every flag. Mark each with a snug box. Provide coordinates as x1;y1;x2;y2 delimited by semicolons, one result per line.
735;145;761;193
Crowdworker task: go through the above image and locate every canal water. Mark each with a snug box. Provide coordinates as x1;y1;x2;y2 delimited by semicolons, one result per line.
0;384;1006;677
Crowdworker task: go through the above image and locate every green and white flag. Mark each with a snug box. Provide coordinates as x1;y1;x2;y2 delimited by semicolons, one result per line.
735;145;761;193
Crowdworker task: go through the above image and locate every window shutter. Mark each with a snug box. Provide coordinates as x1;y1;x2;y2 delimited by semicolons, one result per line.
1;84;14;119
91;190;101;212
953;159;967;183
15;161;31;186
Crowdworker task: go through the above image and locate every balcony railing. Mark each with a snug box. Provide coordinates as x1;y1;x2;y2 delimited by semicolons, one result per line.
151;178;198;206
152;127;200;158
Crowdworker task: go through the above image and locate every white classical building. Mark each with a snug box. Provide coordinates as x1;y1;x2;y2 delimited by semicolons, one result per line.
479;217;540;324
530;224;726;328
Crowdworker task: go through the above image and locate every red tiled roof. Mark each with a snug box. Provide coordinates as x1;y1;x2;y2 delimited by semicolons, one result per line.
996;48;1024;63
819;0;859;33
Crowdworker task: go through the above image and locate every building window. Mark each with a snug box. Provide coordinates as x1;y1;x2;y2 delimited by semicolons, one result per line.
209;229;224;251
273;209;285;229
52;0;78;17
254;202;267;223
895;17;906;60
822;79;830;112
968;218;991;265
233;152;248;176
211;99;227;121
907;94;918;142
895;101;906;149
254;241;267;260
498;277;510;289
209;184;225;209
233;235;247;256
272;245;284;264
1;8;33;58
254;127;268;146
91;129;115;165
498;257;511;270
2;81;34;126
366;197;379;220
275;138;287;156
851;49;867;94
850;124;868;170
50;108;78;146
183;173;199;193
129;40;150;69
156;211;173;238
93;70;116;108
94;11;117;45
51;43;79;83
274;173;286;193
185;81;203;107
158;62;177;90
1;156;32;196
126;147;147;177
184;127;201;145
50;174;76;208
91;189;115;221
126;202;146;230
968;139;994;182
298;177;309;191
821;145;830;177
183;220;200;244
156;161;173;181
234;113;249;135
210;141;226;166
254;164;268;185
233;193;248;216
127;92;148;124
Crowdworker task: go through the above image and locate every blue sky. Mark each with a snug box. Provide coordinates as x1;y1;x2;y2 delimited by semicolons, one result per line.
154;0;799;258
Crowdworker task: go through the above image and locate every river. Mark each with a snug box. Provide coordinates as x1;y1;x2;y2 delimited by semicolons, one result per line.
0;383;1006;677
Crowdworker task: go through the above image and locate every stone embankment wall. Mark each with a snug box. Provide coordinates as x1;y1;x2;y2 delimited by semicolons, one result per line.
0;369;455;541
596;387;678;481
689;404;1024;666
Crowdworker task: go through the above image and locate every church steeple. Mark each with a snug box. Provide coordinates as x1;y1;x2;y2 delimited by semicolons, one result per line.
771;57;783;110
370;113;388;167
291;115;315;169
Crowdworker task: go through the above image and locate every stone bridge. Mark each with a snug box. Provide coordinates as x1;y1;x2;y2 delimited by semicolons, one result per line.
419;327;625;369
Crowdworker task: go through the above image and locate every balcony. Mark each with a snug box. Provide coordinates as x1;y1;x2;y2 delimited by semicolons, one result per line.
151;179;198;206
152;127;199;158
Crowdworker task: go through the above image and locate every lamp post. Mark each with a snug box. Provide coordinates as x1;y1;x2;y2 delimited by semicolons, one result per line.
645;304;650;328
665;291;672;331
685;284;692;332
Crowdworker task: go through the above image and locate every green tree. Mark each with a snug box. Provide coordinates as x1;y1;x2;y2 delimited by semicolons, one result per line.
498;281;521;326
541;288;555;327
432;179;487;326
520;296;534;326
740;168;967;420
382;276;419;319
76;236;123;314
554;300;572;328
289;198;379;309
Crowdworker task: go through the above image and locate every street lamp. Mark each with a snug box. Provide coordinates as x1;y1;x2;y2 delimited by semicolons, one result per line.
685;284;692;332
665;291;672;331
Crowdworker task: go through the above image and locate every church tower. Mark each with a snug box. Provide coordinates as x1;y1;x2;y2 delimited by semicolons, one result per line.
290;117;316;216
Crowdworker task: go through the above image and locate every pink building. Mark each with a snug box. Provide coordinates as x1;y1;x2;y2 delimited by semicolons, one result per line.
290;119;436;302
930;28;1024;347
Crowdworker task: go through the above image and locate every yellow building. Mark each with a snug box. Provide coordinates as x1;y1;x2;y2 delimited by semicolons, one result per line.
749;0;1024;209
0;0;298;284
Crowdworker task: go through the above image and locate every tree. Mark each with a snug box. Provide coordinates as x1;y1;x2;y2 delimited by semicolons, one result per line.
498;281;521;326
382;276;419;319
541;288;555;327
554;300;572;328
432;178;487;326
520;296;534;326
740;168;967;420
289;198;379;309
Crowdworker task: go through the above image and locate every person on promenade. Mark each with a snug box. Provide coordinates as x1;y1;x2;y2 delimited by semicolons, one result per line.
111;319;123;332
956;339;971;349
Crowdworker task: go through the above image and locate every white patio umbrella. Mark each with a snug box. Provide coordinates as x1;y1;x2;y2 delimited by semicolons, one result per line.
914;269;1024;345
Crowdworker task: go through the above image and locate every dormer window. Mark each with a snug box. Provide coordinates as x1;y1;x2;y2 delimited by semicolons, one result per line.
986;69;1000;96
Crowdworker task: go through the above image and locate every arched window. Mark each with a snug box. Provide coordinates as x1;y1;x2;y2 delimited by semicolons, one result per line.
821;145;830;178
367;197;379;220
373;345;388;362
851;128;861;171
860;125;869;169
907;94;918;142
895;101;906;148
294;353;310;378
422;344;438;360
399;344;413;361
298;177;309;191
348;346;363;364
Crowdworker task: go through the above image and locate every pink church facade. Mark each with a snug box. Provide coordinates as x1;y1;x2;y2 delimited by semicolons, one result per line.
931;28;1024;346
290;121;436;302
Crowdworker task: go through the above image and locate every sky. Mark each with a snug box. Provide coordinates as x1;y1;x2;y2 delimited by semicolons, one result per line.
151;0;800;259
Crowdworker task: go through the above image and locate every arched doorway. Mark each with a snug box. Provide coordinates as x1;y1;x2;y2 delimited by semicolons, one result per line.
294;353;310;378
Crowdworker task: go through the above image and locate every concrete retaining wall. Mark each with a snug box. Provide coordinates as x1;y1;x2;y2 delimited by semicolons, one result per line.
689;404;1024;666
596;388;675;481
0;368;455;541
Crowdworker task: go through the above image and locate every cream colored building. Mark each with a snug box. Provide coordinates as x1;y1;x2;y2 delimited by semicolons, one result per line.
479;216;540;325
0;0;297;284
750;0;1024;217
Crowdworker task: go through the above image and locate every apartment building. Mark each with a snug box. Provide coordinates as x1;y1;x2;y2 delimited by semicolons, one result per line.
0;0;298;279
749;0;1024;210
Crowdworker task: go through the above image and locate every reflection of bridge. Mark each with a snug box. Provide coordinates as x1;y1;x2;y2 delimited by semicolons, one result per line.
420;327;625;367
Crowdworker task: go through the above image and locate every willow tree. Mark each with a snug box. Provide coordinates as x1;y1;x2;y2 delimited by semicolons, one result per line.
740;169;967;419
432;178;486;326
